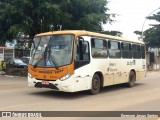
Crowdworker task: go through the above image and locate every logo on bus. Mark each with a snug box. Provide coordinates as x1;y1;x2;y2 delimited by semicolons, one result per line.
107;67;118;72
109;62;116;66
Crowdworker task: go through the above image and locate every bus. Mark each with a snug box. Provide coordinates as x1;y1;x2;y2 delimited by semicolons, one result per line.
28;30;146;94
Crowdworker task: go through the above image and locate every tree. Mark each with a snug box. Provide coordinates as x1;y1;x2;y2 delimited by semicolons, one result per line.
63;0;109;31
0;0;111;45
101;30;122;37
143;11;160;47
0;0;34;41
144;26;160;47
134;31;142;36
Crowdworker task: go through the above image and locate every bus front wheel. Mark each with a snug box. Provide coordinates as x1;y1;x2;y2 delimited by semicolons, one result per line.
89;74;100;95
127;71;136;87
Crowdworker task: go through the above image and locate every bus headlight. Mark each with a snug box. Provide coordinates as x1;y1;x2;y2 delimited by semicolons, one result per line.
59;73;72;81
28;73;33;78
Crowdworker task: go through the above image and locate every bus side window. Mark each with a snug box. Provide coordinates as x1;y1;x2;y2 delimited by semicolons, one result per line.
121;42;132;58
132;44;141;59
108;40;121;58
91;38;108;58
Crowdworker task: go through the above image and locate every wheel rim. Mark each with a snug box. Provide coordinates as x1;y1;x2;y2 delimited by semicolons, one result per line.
92;78;100;91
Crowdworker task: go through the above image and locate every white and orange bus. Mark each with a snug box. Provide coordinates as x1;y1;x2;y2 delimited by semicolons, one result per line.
28;30;146;94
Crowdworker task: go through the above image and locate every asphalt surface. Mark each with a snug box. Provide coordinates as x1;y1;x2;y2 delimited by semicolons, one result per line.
0;71;160;120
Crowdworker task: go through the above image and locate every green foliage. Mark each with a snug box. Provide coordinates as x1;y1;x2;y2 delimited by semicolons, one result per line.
134;31;142;36
101;30;122;37
144;11;160;47
144;27;160;47
0;0;110;44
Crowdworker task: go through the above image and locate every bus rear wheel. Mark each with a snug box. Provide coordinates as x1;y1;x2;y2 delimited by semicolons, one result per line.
89;74;100;95
127;71;136;87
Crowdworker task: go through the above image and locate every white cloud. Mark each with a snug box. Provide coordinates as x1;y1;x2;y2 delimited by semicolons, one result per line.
104;0;160;39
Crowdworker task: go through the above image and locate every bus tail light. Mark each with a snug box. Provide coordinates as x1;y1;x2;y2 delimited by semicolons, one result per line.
59;73;72;81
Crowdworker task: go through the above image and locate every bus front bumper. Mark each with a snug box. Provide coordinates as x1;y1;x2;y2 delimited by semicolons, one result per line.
28;73;75;92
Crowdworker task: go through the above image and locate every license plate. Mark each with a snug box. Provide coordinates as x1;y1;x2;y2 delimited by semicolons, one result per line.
42;81;49;85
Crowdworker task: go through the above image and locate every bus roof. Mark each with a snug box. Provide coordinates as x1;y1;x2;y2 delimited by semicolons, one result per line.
36;30;144;44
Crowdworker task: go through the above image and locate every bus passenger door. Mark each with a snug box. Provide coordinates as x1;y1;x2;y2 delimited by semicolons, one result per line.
74;36;92;91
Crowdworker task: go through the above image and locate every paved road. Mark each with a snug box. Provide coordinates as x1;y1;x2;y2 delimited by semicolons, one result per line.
0;72;160;120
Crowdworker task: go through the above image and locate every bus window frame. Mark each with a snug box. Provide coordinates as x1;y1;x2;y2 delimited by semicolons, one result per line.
91;37;108;59
121;42;132;59
108;39;121;59
132;44;141;59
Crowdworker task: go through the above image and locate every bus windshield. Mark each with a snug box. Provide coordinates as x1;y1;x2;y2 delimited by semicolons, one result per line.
29;34;74;68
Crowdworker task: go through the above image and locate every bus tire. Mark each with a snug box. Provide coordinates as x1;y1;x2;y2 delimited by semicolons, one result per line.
89;74;101;95
127;71;136;87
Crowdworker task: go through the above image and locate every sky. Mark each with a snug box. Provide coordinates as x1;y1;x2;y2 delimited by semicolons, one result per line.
103;0;160;39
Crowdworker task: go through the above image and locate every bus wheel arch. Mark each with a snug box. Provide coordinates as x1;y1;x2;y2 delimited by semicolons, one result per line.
127;70;136;87
95;72;104;88
89;72;104;95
